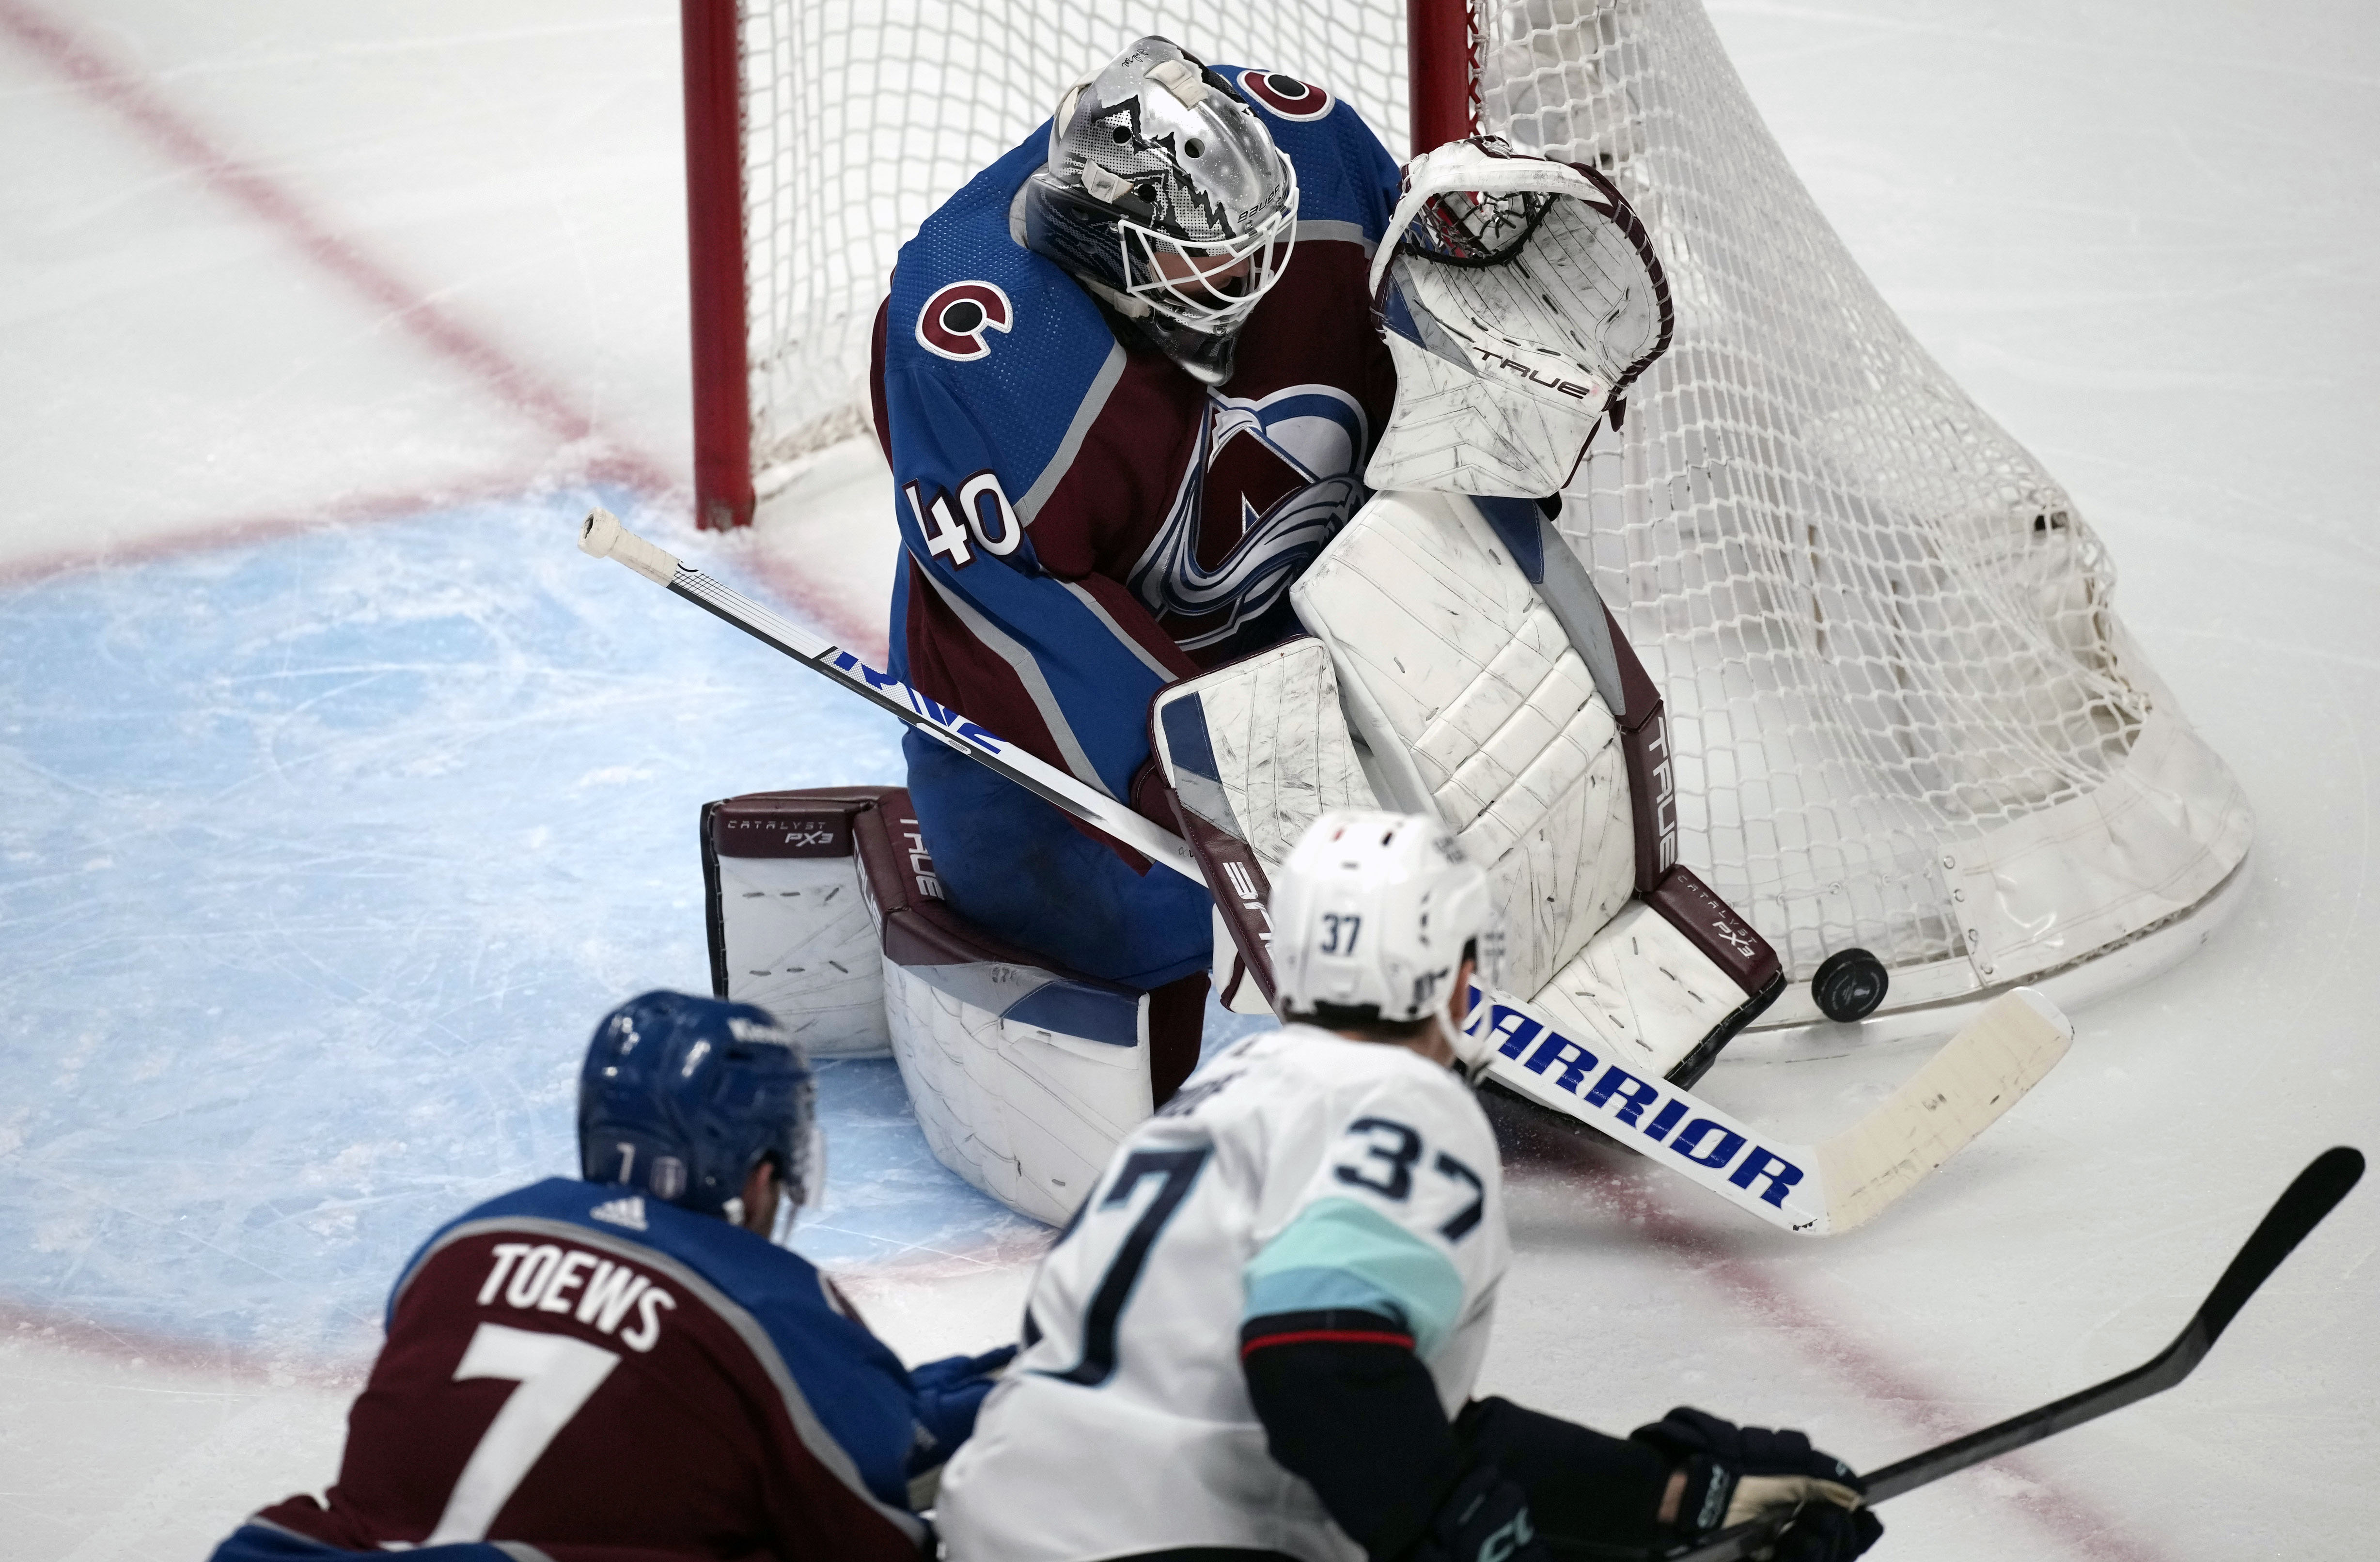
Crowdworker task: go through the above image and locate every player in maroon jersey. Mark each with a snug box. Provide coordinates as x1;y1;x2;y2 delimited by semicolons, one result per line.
207;992;1012;1562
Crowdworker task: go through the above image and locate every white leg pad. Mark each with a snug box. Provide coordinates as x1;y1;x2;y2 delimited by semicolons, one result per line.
880;964;1150;1226
851;791;1154;1226
1291;489;1637;997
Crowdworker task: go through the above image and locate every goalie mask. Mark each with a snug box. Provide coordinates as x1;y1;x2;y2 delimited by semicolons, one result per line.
1272;810;1507;1069
1366;138;1674;497
1022;36;1299;385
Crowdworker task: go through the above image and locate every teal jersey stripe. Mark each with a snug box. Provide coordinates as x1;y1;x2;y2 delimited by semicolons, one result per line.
1243;1197;1465;1356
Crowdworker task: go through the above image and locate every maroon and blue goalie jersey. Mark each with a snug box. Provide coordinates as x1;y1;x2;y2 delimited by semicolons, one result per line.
242;1178;930;1561
873;68;1401;817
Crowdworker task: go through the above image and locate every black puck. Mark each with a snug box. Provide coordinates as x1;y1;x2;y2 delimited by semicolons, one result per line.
1811;947;1889;1022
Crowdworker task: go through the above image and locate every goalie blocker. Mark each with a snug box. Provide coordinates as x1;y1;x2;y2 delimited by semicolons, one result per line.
700;787;1201;1226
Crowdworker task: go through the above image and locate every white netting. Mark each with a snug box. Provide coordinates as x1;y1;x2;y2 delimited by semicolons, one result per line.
735;0;1409;487
1475;0;2151;979
731;0;2245;1006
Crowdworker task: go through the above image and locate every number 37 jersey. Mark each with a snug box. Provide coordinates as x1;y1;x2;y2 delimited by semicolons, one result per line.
937;1026;1512;1562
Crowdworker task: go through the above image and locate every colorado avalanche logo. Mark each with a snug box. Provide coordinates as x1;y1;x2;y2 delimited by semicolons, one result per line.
1128;385;1368;655
916;281;1013;362
1238;69;1334;122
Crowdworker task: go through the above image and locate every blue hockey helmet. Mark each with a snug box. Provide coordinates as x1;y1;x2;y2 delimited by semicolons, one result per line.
577;991;820;1219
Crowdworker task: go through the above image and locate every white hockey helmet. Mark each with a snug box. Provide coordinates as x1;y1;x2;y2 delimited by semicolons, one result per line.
1272;810;1504;1065
1022;36;1300;384
1366;137;1673;497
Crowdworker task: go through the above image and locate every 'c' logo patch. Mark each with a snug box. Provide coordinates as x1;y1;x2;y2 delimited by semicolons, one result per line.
1238;69;1333;122
916;281;1013;361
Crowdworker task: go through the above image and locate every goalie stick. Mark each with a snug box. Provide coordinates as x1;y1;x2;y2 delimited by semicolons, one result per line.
579;507;2062;1236
1638;1145;2366;1562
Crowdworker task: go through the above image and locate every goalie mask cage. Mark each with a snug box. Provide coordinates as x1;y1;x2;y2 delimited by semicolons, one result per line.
681;0;2251;1034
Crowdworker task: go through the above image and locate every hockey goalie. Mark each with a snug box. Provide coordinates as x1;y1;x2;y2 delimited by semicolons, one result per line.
1153;141;1793;1171
699;52;1782;1225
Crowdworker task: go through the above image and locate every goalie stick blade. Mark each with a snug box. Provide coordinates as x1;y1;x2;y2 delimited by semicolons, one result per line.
1813;987;2071;1234
1644;1147;2365;1562
1473;989;2068;1235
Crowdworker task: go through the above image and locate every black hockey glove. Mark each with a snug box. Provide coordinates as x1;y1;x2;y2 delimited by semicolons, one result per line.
1410;1464;1550;1562
1629;1406;1880;1562
907;1343;1018;1473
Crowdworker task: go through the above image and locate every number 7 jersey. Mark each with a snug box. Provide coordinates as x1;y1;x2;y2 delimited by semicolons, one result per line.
936;1025;1511;1562
237;1178;930;1560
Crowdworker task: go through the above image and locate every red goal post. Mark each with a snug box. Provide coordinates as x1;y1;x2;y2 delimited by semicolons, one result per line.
675;0;2252;1037
682;0;755;532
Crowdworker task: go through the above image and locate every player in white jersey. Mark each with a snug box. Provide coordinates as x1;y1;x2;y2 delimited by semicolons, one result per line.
938;811;1882;1562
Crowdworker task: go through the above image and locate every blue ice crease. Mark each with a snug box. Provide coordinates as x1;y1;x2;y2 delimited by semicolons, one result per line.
0;491;1062;1362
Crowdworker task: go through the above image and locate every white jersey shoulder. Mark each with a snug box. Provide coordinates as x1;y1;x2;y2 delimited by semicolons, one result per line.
937;1025;1509;1562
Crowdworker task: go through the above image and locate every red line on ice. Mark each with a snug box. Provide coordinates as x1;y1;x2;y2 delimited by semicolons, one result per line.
738;544;889;665
0;0;672;494
0;1296;368;1390
0;2;890;649
1494;1111;2174;1562
0;468;572;585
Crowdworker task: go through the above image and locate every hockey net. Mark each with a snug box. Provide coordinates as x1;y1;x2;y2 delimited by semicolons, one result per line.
687;0;2250;1027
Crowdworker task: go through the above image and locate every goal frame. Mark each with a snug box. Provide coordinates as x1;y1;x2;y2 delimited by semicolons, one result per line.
669;0;2251;1043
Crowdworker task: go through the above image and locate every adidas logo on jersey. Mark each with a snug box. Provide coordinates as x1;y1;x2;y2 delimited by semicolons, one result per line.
589;1194;648;1232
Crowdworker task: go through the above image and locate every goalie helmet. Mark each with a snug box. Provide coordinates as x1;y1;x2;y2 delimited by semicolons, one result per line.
578;991;823;1228
1022;35;1299;385
1366;137;1674;497
1271;810;1505;1066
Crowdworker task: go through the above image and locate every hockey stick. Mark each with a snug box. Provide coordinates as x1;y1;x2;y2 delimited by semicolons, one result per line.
580;507;2056;1236
1648;1146;2366;1562
576;508;1198;881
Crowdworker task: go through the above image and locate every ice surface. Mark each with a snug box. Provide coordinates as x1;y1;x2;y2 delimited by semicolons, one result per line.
1;1;2375;1561
0;494;1052;1357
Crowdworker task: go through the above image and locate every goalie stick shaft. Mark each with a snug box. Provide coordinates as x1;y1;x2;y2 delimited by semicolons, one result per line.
1648;1146;2366;1562
577;508;1201;881
580;507;2052;1238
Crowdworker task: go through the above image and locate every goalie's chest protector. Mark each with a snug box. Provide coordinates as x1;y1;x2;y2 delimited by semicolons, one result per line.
875;82;1400;800
936;1027;1510;1562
